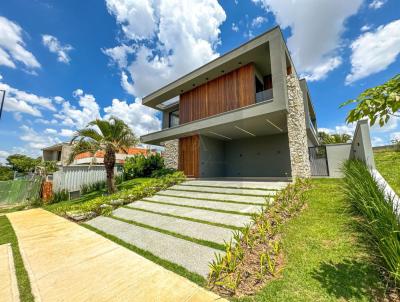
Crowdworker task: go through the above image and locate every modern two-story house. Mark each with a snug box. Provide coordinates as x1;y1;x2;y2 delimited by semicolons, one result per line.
141;26;319;179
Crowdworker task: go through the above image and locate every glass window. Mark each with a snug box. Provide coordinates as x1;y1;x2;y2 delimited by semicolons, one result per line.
169;110;179;127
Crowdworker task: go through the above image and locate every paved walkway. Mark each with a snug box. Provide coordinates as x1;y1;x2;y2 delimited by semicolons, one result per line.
0;243;20;302
88;180;287;279
7;209;225;302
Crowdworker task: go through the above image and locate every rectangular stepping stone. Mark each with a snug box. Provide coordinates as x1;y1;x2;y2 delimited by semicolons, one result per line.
159;189;268;204
171;184;277;196
144;195;262;214
112;207;234;244
87;216;222;277
128;201;252;228
182;180;289;190
0;243;20;302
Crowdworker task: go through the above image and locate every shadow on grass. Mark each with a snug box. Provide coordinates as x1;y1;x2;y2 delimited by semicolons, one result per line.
312;259;382;300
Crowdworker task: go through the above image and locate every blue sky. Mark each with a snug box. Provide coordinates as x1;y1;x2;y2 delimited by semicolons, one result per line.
0;0;399;160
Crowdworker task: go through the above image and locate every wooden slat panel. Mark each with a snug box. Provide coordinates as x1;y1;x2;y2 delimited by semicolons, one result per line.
179;63;255;124
178;135;199;178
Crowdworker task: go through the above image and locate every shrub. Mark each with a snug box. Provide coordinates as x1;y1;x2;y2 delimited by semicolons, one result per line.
343;160;400;285
80;181;106;195
51;171;186;217
123;153;164;179
51;189;69;204
114;174;124;185
151;168;176;178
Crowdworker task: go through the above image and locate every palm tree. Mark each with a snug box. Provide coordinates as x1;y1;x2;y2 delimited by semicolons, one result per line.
69;117;137;193
318;132;352;144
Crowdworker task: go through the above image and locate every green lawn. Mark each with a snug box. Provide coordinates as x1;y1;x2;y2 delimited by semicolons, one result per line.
237;179;385;302
374;150;400;195
0;215;34;302
44;177;151;213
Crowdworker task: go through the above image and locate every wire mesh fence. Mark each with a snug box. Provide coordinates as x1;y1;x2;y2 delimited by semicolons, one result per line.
0;176;42;205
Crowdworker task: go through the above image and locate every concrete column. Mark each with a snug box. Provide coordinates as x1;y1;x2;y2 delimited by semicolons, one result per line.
286;74;311;178
161;139;179;169
269;31;289;109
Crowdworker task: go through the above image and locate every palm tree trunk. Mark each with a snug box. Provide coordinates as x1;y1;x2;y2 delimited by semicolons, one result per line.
104;147;116;193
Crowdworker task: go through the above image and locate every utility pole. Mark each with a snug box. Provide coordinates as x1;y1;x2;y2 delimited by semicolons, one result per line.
0;90;6;120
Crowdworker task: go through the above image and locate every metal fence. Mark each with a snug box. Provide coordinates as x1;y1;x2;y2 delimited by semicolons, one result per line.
52;165;118;192
0;177;42;205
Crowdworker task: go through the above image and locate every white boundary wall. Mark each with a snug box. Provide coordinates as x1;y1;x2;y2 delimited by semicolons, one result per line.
371;169;400;216
53;165;118;192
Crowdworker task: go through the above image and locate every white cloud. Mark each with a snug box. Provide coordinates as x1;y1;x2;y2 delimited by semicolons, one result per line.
53;96;64;104
0;81;55;117
0;150;10;158
369;0;386;9
104;0;226;98
59;128;75;137
34;118;58;125
54;89;101;129
102;44;135;69
391;132;400;141
232;23;239;32
371;136;384;146
105;0;156;40
346;19;400;84
251;16;267;28
104;98;161;136
361;24;371;32
303;57;342;82
44;128;58;134
0;16;40;70
72;88;83;97
19;125;61;151
253;0;362;81
321;116;400;146
42;34;73;63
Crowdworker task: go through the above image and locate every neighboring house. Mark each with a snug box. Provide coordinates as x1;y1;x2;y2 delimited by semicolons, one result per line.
42;143;73;166
42;143;152;166
140;26;318;178
73;147;151;165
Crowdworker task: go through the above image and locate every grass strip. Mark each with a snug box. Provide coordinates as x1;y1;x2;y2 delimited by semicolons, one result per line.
0;215;34;302
235;178;386;301
110;215;225;251
156;193;267;206
82;223;206;286
168;188;274;198
141;199;253;216
179;183;279;191
124;205;242;231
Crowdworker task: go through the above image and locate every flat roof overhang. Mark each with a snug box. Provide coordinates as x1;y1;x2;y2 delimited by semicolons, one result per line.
142;26;280;109
141;100;287;145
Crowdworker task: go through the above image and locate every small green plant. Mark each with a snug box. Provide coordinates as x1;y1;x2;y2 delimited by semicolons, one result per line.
208;179;310;296
51;189;69;204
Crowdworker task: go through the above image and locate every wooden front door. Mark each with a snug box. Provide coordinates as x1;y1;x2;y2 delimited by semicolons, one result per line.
178;135;199;178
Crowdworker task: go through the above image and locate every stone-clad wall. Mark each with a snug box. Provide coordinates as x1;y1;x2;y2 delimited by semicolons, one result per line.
162;139;179;170
286;74;311;178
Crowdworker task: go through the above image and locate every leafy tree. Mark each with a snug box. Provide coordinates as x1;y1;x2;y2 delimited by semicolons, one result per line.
36;161;58;176
319;132;352;145
69;117;137;193
0;164;13;181
6;154;41;173
341;74;400;126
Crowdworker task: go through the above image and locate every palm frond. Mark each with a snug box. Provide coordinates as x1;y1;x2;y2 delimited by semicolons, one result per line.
68;140;101;164
89;119;112;139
